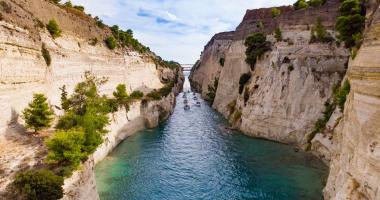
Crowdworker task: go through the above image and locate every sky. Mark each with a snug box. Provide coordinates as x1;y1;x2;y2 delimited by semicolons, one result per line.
71;0;295;64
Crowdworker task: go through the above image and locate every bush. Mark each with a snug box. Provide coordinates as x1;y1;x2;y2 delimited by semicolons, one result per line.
130;90;144;99
46;129;86;169
105;36;117;49
334;80;350;111
244;33;271;70
293;0;309;9
22;93;54;133
239;73;251;94
73;5;84;12
146;90;162;100
113;84;130;111
14;169;64;200
336;0;365;48
275;27;282;42
310;18;334;43
41;43;51;66
94;16;105;28
271;8;281;18
206;78;219;104
46;19;61;38
89;38;98;46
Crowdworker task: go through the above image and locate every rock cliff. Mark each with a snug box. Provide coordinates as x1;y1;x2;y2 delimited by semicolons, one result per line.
0;0;183;198
190;0;380;199
324;2;380;199
191;0;349;147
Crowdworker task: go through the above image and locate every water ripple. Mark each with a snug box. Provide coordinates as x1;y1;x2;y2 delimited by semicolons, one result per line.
95;75;327;200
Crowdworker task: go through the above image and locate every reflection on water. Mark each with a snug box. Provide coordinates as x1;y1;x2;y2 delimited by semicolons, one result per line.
95;74;327;200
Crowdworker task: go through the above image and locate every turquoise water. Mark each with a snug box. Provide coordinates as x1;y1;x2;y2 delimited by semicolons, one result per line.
95;75;328;200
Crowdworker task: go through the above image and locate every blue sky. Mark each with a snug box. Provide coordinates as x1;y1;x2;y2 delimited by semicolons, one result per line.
71;0;295;63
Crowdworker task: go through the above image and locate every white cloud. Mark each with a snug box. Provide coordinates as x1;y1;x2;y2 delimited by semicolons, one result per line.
70;0;295;63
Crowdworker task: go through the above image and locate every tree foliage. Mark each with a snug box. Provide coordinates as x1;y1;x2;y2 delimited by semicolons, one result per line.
45;129;86;169
14;170;64;200
293;0;326;9
105;36;117;49
271;8;281;18
41;43;51;66
244;33;271;70
275;27;282;42
310;18;334;43
206;78;219;104
46;19;61;38
22;94;54;132
336;0;365;48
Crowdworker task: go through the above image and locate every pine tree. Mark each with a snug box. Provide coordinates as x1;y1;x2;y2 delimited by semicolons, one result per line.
23;93;54;133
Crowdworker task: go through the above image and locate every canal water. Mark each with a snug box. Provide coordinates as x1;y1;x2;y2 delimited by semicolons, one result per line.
95;74;328;200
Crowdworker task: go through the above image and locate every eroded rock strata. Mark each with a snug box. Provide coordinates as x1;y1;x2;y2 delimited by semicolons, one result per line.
0;0;183;199
190;0;380;199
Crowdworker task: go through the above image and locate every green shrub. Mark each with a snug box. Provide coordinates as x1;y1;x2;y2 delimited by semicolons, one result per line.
14;169;64;200
22;93;54;133
336;0;365;48
46;129;86;169
206;77;219;104
219;57;225;66
275;27;282;42
239;73;251;94
94;16;105;28
244;33;271;70
41;43;51;66
146;90;162;100
105;36;117;49
232;110;242;123
73;5;84;12
310;18;334;43
334;80;350;111
89;38;98;46
311;101;335;136
113;84;130;111
271;8;281;18
130;90;144;99
293;0;309;9
63;1;72;7
46;19;61;38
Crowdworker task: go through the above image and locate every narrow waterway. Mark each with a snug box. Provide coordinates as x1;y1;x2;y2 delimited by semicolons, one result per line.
95;73;328;200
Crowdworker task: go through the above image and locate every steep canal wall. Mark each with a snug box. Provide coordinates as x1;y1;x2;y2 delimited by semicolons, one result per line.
190;0;380;199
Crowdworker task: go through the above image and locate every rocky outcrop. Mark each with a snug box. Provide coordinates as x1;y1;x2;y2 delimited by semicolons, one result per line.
0;0;184;198
324;3;380;199
62;93;178;200
190;0;349;147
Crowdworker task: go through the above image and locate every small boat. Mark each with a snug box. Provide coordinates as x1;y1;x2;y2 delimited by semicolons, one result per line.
193;96;198;100
184;105;190;110
195;102;201;107
184;99;188;104
182;94;187;98
193;92;196;95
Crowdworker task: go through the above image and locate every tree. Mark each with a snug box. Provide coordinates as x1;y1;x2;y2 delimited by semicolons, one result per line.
59;85;69;111
113;84;130;112
271;8;281;18
275;27;282;42
105;36;117;49
22;94;54;132
244;33;271;70
46;19;61;38
46;129;86;169
294;0;309;9
14;169;64;200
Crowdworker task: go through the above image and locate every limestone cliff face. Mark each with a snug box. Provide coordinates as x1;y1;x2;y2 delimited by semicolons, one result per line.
324;3;380;199
62;94;178;200
190;0;349;147
0;0;184;197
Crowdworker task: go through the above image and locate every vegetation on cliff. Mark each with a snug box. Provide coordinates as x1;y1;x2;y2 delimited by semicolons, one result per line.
293;0;326;10
46;19;61;38
14;170;64;200
310;18;334;43
110;25;149;53
22;94;54;133
41;44;52;66
310;80;351;139
336;0;365;51
244;33;271;70
206;77;219;104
